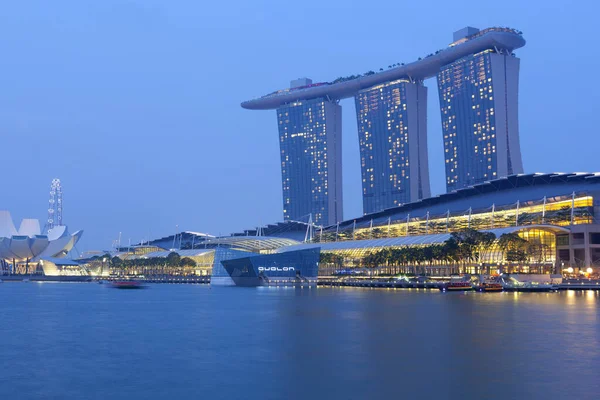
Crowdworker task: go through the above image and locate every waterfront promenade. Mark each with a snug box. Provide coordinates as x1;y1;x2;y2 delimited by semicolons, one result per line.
319;277;600;291
4;273;600;291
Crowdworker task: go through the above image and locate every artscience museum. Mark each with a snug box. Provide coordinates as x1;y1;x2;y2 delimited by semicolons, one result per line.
0;210;84;276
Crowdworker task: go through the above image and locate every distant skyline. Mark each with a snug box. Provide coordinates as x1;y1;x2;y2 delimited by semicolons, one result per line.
0;0;596;251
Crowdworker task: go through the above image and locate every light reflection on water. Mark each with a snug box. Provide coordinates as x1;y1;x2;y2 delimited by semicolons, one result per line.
0;283;599;400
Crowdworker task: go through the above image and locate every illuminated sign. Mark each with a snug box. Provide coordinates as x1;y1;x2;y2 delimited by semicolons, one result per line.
258;267;295;272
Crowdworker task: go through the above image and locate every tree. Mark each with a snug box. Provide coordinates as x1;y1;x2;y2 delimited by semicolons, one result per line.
527;242;550;266
498;232;528;271
449;229;496;273
476;232;496;262
506;249;527;264
450;229;477;265
362;252;377;269
422;246;435;274
443;237;460;271
320;253;344;275
111;256;123;268
166;252;181;268
179;257;197;268
498;233;527;255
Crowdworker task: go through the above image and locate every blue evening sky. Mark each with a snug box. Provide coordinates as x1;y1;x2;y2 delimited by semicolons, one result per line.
0;0;596;251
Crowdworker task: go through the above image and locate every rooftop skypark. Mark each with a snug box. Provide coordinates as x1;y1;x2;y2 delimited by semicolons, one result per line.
242;27;524;110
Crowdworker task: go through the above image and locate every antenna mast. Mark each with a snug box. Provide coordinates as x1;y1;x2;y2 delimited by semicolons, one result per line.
46;178;63;232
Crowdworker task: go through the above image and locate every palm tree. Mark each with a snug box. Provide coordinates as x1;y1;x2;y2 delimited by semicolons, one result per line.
476;231;496;274
498;232;528;272
422;246;434;275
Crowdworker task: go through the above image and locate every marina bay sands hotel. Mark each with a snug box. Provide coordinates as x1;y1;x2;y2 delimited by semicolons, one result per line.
242;27;526;226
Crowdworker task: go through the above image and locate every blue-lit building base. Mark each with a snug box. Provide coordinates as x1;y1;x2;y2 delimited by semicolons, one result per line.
210;248;252;286
221;248;320;287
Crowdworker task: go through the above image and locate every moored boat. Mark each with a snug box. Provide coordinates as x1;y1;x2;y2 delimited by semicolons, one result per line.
477;282;503;292
110;280;146;289
502;282;557;292
439;277;474;292
499;275;557;292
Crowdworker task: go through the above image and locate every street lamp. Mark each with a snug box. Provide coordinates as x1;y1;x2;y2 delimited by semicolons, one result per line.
567;267;574;274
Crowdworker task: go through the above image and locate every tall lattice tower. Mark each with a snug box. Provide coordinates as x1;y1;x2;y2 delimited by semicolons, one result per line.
46;178;63;232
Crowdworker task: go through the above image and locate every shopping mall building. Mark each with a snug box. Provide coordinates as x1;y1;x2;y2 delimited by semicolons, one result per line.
280;173;600;275
112;173;600;279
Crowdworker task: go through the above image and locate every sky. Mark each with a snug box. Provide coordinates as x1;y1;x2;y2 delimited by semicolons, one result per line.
0;0;597;252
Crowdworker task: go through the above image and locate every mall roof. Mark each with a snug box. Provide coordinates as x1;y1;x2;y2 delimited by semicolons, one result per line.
242;28;525;110
138;236;301;255
231;220;315;236
278;225;569;253
144;231;215;245
200;236;300;251
139;249;214;258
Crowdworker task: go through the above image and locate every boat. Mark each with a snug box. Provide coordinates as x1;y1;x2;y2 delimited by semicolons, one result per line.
439;276;474;292
499;275;557;292
110;280;146;289
503;282;557;292
476;282;504;292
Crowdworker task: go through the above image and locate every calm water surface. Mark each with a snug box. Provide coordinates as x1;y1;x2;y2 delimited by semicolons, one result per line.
0;283;599;399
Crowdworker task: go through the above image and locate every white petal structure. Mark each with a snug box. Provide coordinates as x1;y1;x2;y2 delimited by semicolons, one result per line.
30;236;50;257
39;229;83;258
18;219;41;236
0;211;18;238
10;236;35;259
47;225;67;241
0;237;18;259
0;211;82;262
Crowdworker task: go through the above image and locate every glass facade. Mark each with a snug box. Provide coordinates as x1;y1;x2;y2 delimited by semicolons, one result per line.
317;194;594;243
210;248;255;285
277;98;342;226
316;225;558;275
355;80;430;214
438;49;522;192
221;248;320;286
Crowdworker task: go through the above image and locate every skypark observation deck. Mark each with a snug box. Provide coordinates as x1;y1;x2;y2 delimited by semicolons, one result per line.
241;27;525;110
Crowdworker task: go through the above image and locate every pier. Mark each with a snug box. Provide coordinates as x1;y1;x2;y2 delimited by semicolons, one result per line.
99;275;211;284
318;279;442;290
317;277;600;291
3;274;600;291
